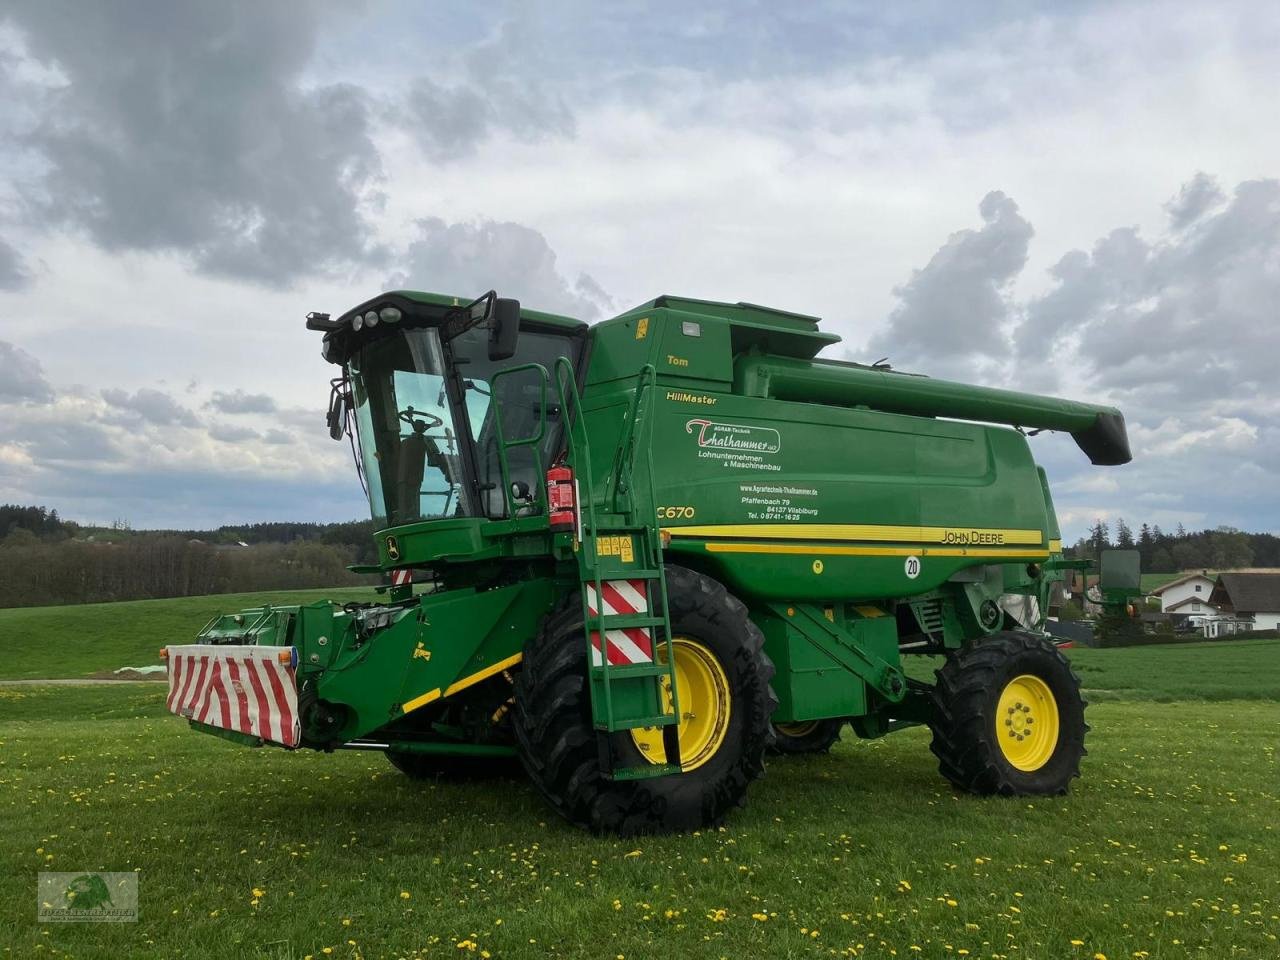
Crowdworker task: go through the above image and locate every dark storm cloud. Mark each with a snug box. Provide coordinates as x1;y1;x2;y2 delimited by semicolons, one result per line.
208;389;277;415
1020;176;1280;419
390;218;612;320
4;1;383;283
867;191;1032;379
867;174;1280;533
398;14;576;161
876;175;1280;420
101;387;199;428
0;339;53;402
0;235;29;289
403;72;575;161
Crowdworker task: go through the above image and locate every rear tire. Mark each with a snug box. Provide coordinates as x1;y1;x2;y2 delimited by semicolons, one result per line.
512;564;776;834
769;719;844;755
928;631;1087;796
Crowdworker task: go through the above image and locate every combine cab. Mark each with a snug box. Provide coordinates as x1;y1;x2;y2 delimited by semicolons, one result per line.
163;291;1131;833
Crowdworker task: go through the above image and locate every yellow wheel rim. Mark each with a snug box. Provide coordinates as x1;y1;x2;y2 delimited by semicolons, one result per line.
774;721;820;737
996;674;1060;772
630;638;731;772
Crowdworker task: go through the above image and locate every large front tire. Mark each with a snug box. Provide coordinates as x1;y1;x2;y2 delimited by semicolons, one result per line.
928;631;1087;795
512;565;776;834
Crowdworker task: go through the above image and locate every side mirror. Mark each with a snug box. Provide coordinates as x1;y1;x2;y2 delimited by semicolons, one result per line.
327;384;349;441
489;297;520;361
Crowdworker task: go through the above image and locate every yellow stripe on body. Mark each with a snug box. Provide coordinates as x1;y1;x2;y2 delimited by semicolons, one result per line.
401;688;441;714
664;523;1044;546
401;653;525;716
704;542;1050;560
443;653;523;697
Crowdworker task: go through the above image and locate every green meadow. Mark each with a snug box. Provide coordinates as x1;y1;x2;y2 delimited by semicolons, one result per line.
1;591;1276;959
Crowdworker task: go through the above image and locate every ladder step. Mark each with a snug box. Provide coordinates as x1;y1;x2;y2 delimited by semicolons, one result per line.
607;762;681;781
581;568;661;581
593;614;666;631
588;662;670;680
594;713;676;730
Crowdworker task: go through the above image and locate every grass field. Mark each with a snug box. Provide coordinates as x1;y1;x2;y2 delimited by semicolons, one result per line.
1139;572;1182;592
2;594;1278;959
0;588;378;680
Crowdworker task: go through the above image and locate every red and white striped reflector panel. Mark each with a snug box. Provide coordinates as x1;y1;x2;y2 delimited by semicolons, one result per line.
164;645;300;748
390;568;412;587
585;580;654;666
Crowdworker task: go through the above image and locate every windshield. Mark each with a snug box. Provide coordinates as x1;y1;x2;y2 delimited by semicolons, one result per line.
350;328;469;525
348;321;582;526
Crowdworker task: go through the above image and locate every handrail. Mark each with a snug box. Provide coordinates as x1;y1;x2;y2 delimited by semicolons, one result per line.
553;356;616;723
553;356;597;542
634;367;680;731
605;363;657;517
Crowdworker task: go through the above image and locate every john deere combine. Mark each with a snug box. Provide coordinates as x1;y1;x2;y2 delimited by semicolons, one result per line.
163;291;1130;833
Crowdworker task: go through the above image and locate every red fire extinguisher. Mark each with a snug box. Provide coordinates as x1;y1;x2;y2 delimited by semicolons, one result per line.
546;464;576;531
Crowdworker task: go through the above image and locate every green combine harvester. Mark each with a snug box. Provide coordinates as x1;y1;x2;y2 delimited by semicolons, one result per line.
163;290;1131;834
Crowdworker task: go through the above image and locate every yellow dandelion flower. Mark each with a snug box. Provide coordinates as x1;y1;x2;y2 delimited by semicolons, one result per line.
400;890;411;899
752;913;769;922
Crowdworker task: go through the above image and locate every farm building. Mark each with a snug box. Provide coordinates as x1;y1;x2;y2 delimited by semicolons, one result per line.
1206;572;1280;637
1151;571;1219;616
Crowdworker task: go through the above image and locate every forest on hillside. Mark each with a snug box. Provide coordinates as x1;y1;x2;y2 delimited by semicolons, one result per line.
0;505;375;608
1066;518;1279;573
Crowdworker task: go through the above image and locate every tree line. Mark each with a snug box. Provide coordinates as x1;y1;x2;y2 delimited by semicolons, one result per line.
1068;519;1277;573
0;504;376;608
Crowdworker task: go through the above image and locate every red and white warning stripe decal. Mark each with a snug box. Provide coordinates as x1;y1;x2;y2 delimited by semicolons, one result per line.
390;568;412;587
165;645;300;748
585;579;654;666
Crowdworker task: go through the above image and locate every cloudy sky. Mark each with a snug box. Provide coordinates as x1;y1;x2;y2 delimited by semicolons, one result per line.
0;1;1277;539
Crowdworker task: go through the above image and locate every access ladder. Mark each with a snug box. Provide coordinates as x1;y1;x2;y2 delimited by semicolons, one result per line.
555;359;683;779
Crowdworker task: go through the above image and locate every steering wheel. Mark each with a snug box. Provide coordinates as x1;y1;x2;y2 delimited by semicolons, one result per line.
398;405;443;430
